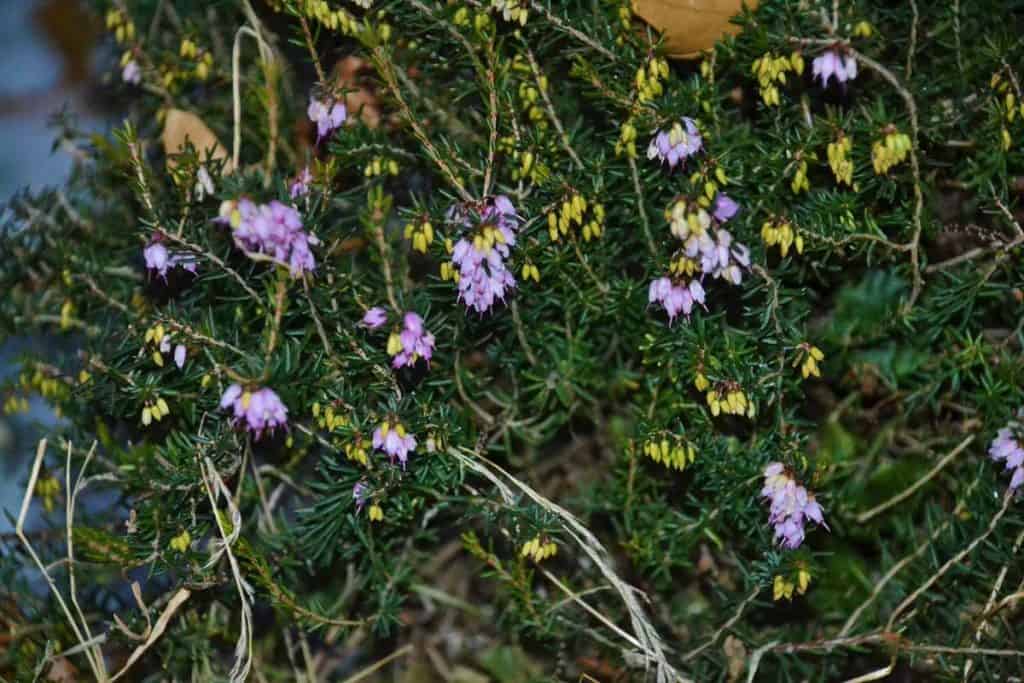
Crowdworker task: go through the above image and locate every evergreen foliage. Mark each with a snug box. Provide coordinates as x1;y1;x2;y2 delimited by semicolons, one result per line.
2;0;1024;679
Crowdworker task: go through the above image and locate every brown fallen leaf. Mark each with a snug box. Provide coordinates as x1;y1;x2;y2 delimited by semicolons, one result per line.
334;56;381;129
632;0;758;60
161;109;233;173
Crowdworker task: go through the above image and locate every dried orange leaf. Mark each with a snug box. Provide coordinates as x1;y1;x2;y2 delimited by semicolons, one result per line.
161;109;233;173
632;0;757;60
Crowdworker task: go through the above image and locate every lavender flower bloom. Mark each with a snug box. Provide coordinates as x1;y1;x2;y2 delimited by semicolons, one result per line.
220;384;289;438
713;194;739;222
391;312;436;368
219;199;317;277
157;336;187;369
353;482;370;511
448;195;520;314
195;165;214;201
648;276;706;323
761;463;827;549
701;229;751;285
362;307;388;329
122;60;141;85
990;418;1024;490
372;421;417;468
308;96;347;142
143;239;197;280
647;117;703;169
290;166;313;199
812;49;857;87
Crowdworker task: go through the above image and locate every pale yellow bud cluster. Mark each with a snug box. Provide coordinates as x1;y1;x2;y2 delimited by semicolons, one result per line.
642;437;696;471
141;396;170;426
516;73;549;130
795;344;825;379
751;52;803;106
992;75;1024;151
106;9;136;44
871;129;911;175
492;0;528;25
791;158;810;194
312;402;348;431
21;368;67;404
510;148;549;184
694;372;710;392
761;218;803;257
364;157;399;178
636;57;670;103
368;504;384;522
547;194;605;243
520;262;541;283
827;134;853;186
3;395;30;415
294;0;359;35
521;536;557;562
852;21;874;38
440;238;460;283
454;6;493;32
773;568;811;601
36;476;61;513
706;384;755;418
60;300;76;331
144;324;167;367
403;218;434;254
170;530;192;553
669;255;701;278
473;224;508;254
615;120;638;159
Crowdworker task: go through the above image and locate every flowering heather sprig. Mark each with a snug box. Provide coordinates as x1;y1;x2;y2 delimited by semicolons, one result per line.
990;414;1024;490
143;235;197;280
761;463;827;549
217;199;317;277
353;481;370;511
372;420;417;468
361;306;388;329
648;277;706;323
812;48;858;87
219;384;289;438
447;195;520;314
387;312;436;369
122;59;141;85
647;117;703;169
307;95;346;142
290;166;312;199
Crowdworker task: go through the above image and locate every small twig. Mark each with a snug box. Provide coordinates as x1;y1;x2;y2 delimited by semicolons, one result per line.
340;644;414;683
509;299;538;366
521;42;582;169
528;1;616;61
856;435;974;523
683;587;761;662
162;232;262;303
628;156;657;258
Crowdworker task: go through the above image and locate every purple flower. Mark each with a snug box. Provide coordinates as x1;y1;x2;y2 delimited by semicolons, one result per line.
761;463;827;549
290;166;313;199
647;117;703;169
308;96;347;143
701;229;751;285
812;49;857;87
173;344;186;369
353;481;370;511
448;196;520;314
219;384;288;439
362;307;388;329
219;198;317;277
990;417;1024;491
143;238;197;280
648;276;706;323
391;312;436;368
122;60;141;85
372;420;417;468
713;194;739;222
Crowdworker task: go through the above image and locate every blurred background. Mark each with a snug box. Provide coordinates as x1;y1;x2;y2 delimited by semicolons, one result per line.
0;0;106;533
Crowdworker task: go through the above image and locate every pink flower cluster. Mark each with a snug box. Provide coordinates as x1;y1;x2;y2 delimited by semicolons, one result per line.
648;278;706;321
290;166;313;199
448;195;519;314
217;198;317;277
649;193;750;323
648;117;703;169
391;312;436;369
761;463;827;549
360;307;436;368
144;237;197;280
990;414;1024;490
219;384;288;439
308;96;346;143
813;49;857;87
373;420;417;468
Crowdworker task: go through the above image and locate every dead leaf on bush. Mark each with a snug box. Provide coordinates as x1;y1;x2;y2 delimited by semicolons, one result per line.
632;0;757;60
334;56;381;129
723;635;746;682
161;109;233;173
